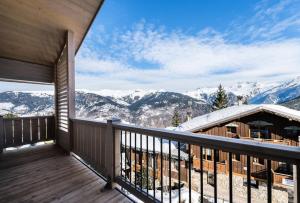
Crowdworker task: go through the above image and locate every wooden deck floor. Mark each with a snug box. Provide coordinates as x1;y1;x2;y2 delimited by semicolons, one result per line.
0;144;132;203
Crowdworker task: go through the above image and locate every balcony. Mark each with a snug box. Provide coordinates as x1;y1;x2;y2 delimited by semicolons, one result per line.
0;0;300;202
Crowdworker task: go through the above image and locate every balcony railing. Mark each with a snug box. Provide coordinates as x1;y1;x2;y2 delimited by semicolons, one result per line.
0;116;55;150
71;118;300;203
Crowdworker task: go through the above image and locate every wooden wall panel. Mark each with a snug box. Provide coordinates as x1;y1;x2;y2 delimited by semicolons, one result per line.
72;120;107;177
55;31;75;152
0;58;54;83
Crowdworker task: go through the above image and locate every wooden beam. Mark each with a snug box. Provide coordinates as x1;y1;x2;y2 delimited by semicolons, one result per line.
0;57;54;84
0;116;3;153
54;30;75;153
67;31;75;119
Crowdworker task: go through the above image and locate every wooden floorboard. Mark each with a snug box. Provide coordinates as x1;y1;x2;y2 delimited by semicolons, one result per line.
0;144;132;203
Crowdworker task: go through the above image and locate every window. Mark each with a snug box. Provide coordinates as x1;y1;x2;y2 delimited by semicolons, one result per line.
202;148;212;160
250;127;270;139
253;157;264;165
232;153;240;161
284;126;300;138
278;162;292;174
226;126;237;134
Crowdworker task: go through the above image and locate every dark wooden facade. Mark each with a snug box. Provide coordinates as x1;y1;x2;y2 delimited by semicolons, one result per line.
191;111;299;185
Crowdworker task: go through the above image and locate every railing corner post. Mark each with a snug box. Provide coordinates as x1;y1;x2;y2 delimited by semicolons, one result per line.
105;118;121;189
0;115;3;153
294;164;300;203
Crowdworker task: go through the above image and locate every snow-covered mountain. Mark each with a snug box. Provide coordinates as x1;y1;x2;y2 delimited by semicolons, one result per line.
0;91;210;128
1;76;300;127
249;77;300;104
185;81;276;105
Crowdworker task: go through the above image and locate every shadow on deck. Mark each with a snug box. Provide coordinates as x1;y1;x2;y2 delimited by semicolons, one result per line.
0;144;132;203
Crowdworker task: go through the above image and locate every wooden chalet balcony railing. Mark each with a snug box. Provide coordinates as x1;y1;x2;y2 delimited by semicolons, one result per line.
71;118;300;203
0;116;55;150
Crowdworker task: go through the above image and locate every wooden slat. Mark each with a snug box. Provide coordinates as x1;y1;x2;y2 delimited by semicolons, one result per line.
72;120;107;177
13;119;22;146
47;117;55;140
31;118;39;143
4;120;13;147
23;118;31;144
39;118;46;141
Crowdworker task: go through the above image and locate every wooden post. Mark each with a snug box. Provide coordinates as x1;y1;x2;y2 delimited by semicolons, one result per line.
104;118;121;189
294;164;300;203
294;137;300;203
54;30;75;153
0;115;3;153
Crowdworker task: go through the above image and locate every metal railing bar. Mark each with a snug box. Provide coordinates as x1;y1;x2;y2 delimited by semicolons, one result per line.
129;132;132;184
247;155;251;203
267;159;272;203
112;122;300;164
153;136;156;200
214;149;217;203
135;133;137;188
200;146;203;203
169;139;171;203
188;144;192;203
146;135;149;196
178;141;181;202
229;152;233;203
161;137;163;203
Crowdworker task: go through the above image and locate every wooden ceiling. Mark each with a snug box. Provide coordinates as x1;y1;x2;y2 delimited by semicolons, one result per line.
0;0;103;66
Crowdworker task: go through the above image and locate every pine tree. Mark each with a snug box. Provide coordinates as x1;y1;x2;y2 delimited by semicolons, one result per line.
171;109;180;127
212;84;228;110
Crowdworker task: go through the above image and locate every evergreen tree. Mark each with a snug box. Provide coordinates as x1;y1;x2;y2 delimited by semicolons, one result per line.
212;84;228;110
171;109;180;127
4;113;17;118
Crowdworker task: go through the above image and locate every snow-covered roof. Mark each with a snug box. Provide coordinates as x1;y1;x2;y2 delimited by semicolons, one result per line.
176;104;300;132
121;132;188;160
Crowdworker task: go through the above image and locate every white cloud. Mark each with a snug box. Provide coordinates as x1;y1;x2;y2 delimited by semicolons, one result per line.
75;1;300;91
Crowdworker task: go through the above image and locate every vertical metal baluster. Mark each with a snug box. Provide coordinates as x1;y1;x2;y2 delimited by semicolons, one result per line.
153;136;156;200
146;135;149;196
169;140;171;203
135;133;137;188
214;149;218;203
188;144;192;203
125;131;127;180
129;132;132;184
161;137;163;203
140;133;142;190
229;152;233;203
247;155;251;203
121;130;123;178
178;142;181;202
200;146;203;203
267;160;272;203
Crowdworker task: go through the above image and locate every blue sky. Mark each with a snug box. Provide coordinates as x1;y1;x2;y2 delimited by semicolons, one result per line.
1;0;300;91
75;0;300;91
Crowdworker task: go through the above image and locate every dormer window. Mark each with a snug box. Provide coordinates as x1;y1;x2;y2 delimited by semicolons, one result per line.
226;123;238;134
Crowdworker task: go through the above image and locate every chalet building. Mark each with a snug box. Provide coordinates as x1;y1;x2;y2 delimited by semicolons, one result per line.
177;104;300;187
121;134;190;186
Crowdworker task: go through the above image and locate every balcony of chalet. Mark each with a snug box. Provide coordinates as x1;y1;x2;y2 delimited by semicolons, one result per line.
0;1;300;203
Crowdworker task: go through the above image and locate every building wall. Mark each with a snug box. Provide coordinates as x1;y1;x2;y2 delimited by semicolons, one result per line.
191;112;299;184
